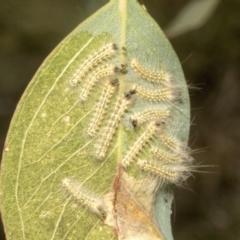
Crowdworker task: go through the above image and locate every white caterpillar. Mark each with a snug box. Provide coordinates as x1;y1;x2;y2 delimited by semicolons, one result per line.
137;160;189;185
134;84;178;102
96;96;130;160
131;109;170;127
62;178;106;217
131;59;172;84
88;79;118;136
79;64;116;102
69;43;118;86
122;121;160;168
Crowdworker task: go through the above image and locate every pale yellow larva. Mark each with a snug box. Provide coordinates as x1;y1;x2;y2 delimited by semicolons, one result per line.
96;96;130;160
69;43;118;86
88;79;118;136
131;59;171;84
122;121;158;168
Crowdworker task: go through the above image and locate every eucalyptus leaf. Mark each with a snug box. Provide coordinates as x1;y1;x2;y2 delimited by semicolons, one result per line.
0;0;190;239
165;0;220;38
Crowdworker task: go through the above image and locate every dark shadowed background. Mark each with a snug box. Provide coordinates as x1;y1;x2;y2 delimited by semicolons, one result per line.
0;0;240;239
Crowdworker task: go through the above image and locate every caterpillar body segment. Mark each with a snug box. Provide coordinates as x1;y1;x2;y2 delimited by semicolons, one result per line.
96;96;130;160
88;79;118;136
69;43;118;86
152;148;182;164
79;64;116;102
122;121;160;168
131;109;170;127
131;59;172;84
62;178;106;217
134;84;177;102
137;160;190;185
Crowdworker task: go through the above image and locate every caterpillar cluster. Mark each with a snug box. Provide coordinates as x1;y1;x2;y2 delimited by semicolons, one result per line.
62;42;192;225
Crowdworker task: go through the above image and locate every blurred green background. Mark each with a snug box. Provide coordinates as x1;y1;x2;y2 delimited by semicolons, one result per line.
0;0;240;239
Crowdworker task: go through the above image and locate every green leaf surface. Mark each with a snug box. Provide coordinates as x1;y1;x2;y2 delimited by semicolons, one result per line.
0;0;190;239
